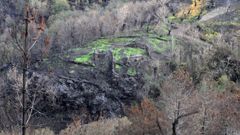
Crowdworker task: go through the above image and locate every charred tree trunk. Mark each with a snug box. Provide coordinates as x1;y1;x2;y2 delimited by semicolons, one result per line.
22;3;29;135
172;119;178;135
201;108;207;135
172;101;180;135
172;101;198;135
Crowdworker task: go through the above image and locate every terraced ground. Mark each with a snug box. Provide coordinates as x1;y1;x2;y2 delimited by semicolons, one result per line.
65;34;175;75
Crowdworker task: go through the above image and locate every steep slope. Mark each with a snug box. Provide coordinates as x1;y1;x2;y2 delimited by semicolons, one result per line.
0;0;240;133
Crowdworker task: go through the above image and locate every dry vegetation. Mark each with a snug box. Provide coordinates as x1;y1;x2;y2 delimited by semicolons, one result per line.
0;0;240;135
60;117;131;135
1;68;240;135
48;0;170;50
118;98;170;135
177;0;206;19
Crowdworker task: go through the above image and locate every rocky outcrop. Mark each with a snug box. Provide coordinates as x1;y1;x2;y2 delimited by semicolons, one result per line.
0;50;145;132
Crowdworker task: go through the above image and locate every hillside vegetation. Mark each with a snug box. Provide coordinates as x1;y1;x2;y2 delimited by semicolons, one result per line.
0;0;239;135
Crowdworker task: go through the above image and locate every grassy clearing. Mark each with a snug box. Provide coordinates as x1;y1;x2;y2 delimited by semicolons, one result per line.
72;34;172;65
73;47;145;65
124;48;145;57
73;37;137;64
87;39;111;52
71;35;175;76
113;47;145;62
85;37;136;52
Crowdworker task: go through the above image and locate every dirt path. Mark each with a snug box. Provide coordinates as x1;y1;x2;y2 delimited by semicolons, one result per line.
199;4;239;22
200;7;229;22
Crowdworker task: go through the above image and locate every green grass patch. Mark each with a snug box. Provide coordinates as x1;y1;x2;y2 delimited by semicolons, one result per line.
115;64;121;72
85;37;136;53
124;48;145;57
148;38;171;53
87;39;111;52
127;67;137;76
113;48;123;62
148;38;161;46
159;36;172;41
168;15;178;22
71;35;173;65
74;53;92;64
113;47;145;62
72;37;143;64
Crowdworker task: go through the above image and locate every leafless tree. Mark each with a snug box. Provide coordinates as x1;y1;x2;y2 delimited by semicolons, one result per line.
160;69;200;135
10;1;46;134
